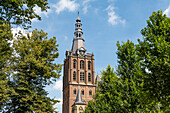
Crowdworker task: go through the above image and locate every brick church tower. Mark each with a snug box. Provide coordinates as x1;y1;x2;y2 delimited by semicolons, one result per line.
62;13;96;113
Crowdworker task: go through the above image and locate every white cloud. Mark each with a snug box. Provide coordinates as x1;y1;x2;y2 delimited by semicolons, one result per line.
53;0;79;14
10;27;32;57
54;98;63;112
32;5;52;22
83;0;91;5
53;80;63;91
56;98;62;106
11;27;27;37
106;5;125;25
83;5;89;14
11;27;32;39
164;5;170;17
82;0;94;14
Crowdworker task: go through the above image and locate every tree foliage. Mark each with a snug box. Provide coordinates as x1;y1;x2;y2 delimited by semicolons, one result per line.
137;10;170;111
85;41;144;113
116;40;144;112
0;24;14;111
0;0;49;27
84;65;123;113
84;10;170;112
0;1;63;112
2;29;62;112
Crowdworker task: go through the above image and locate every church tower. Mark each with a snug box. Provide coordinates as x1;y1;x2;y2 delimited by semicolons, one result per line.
62;13;96;113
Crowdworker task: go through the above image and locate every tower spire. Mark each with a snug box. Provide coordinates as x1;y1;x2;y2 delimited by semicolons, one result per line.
74;87;86;105
71;11;86;54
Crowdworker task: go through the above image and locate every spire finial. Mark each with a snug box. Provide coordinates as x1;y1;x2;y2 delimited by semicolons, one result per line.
78;10;79;18
76;11;81;22
77;10;80;20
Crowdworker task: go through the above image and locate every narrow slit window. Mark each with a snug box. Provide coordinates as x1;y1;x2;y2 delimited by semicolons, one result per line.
88;61;91;70
89;90;92;96
88;73;91;82
80;60;84;69
73;71;76;81
73;60;76;68
73;90;76;95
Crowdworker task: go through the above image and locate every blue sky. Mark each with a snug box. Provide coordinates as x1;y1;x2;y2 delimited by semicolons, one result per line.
12;0;170;112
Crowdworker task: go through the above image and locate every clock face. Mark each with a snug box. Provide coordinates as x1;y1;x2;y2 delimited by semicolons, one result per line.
80;51;84;56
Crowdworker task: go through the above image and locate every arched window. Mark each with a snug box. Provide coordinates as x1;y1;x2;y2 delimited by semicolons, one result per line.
73;60;76;68
80;60;84;69
73;89;76;95
81;90;84;95
79;33;81;37
89;90;92;96
88;61;91;70
88;73;91;82
80;72;84;81
73;71;76;81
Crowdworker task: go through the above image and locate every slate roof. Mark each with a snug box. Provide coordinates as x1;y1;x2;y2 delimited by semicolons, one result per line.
74;88;86;105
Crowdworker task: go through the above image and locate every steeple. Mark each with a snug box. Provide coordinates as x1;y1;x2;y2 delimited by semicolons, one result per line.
63;12;96;113
74;88;86;105
76;11;81;22
72;87;86;113
71;12;86;54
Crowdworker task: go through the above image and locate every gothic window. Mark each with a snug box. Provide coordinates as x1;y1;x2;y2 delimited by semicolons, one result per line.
88;73;91;82
80;60;84;69
73;60;76;68
76;34;78;37
73;71;76;81
73;89;76;95
81;90;84;95
88;61;91;70
80;72;84;81
79;33;81;37
89;90;92;96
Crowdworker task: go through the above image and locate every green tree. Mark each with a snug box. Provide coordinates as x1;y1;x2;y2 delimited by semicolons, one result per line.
3;29;62;112
0;1;62;112
0;24;14;111
84;65;124;113
85;10;170;112
116;40;144;112
85;41;144;113
0;0;49;27
0;0;50;110
137;10;170;111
